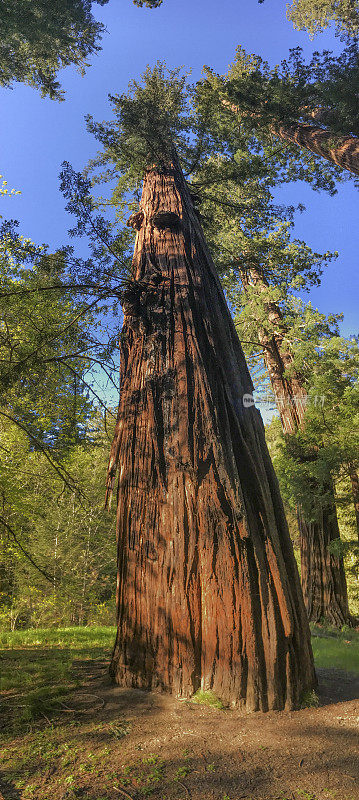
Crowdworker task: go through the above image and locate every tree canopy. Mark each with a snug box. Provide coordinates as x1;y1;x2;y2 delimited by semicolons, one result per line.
287;0;359;38
0;0;163;100
0;0;111;99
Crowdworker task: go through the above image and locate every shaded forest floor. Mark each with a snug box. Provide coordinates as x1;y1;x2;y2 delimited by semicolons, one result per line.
0;627;358;800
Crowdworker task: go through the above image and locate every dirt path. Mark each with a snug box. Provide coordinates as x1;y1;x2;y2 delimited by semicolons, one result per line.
94;667;359;800
1;661;358;800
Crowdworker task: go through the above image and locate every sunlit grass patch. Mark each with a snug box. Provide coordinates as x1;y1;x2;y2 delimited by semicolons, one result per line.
191;689;225;709
0;625;115;649
311;623;359;673
0;626;115;732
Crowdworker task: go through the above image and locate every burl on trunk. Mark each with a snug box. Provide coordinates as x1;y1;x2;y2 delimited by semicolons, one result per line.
106;159;315;711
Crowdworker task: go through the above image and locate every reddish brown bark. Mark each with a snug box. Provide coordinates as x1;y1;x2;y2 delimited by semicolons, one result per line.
349;468;359;540
223;100;359;177
240;267;351;626
273;122;359;178
299;502;350;626
106;159;315;711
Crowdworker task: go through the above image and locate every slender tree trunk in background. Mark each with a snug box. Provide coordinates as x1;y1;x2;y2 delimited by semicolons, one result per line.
349;467;359;540
240;268;351;626
272;122;359;178
299;502;350;626
240;270;307;435
223;100;359;177
106;157;315;711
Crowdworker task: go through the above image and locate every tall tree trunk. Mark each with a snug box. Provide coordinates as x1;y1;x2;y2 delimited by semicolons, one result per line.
106;159;315;711
240;267;351;626
272;121;359;178
240;270;307;435
299;502;350;626
349;467;359;540
223;100;359;177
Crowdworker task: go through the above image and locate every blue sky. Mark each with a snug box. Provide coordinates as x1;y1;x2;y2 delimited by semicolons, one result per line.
1;0;358;347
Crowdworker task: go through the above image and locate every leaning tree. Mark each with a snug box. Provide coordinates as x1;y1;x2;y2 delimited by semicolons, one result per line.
88;66;316;710
203;45;359;179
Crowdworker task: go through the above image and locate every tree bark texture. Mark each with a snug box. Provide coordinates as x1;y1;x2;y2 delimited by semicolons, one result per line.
239;267;351;626
106;160;315;711
298;501;350;626
223;99;359;177
273;121;359;178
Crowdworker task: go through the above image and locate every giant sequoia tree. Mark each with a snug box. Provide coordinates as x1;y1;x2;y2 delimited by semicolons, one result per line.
91;67;316;710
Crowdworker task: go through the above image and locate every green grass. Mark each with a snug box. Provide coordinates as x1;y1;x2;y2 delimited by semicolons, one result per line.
0;626;115;731
191;689;225;709
0;624;115;650
1;624;358;734
311;624;359;673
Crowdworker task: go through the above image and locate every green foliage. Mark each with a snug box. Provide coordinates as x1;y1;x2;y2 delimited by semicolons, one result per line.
87;63;198;193
0;0;110;100
196;169;334;300
287;0;359;38
0;225;96;449
266;321;359;519
262;312;359;613
200;44;359;193
133;0;163;5
0;415;117;630
0;0;165;100
300;688;320;707
175;764;192;779
107;719;132;738
0;200;122;631
191;689;225;709
225;44;359;136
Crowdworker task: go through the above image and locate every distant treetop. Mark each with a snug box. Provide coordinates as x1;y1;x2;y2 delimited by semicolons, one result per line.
0;0;161;101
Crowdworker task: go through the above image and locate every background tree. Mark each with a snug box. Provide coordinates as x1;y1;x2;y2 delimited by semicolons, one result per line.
87;65;316;711
262;313;359;618
202;44;359;178
234;285;355;624
0;0;163;101
287;0;359;38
